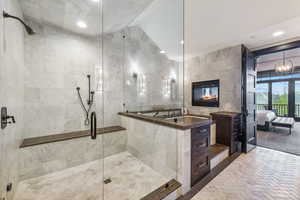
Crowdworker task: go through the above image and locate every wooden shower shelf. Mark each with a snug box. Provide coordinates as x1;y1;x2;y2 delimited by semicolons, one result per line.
20;126;126;148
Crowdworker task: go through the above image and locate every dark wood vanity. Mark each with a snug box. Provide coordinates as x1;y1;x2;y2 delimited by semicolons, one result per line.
190;111;242;187
211;112;242;155
191;125;210;186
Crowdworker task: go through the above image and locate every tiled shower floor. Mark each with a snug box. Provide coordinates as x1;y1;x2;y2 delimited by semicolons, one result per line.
14;152;168;200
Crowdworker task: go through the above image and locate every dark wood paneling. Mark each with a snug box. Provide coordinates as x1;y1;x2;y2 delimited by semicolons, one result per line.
242;45;257;153
20;126;126;148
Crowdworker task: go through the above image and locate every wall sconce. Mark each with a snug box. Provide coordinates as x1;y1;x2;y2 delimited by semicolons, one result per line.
163;78;171;98
138;74;146;96
95;66;103;93
163;77;177;99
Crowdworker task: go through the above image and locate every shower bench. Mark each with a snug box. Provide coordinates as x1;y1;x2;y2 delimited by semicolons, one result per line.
20;126;126;148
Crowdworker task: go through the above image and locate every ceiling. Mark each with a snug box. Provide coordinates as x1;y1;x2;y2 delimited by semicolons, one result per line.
19;0;154;36
132;0;184;61
185;0;300;58
19;0;183;61
19;0;300;61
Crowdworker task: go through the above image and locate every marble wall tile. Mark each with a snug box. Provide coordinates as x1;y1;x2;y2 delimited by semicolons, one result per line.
23;19;98;138
23;19;182;139
177;129;191;195
0;0;25;199
185;45;242;115
121;116;178;181
121;116;191;197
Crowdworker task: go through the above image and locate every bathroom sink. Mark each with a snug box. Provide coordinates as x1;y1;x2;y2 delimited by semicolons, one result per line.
164;116;209;124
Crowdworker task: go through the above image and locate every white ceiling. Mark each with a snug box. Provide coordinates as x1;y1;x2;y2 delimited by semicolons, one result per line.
19;0;183;61
19;0;154;36
185;0;300;59
19;0;300;61
132;0;184;61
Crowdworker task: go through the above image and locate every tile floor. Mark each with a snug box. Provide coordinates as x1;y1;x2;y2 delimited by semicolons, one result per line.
14;152;168;200
192;147;300;200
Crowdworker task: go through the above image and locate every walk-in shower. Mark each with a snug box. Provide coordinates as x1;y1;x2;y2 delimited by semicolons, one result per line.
0;0;184;199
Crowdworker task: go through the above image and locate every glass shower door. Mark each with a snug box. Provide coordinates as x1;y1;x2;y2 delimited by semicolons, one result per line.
102;0;184;199
9;0;105;200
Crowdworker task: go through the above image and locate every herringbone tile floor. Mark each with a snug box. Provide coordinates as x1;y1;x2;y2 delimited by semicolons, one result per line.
192;147;300;200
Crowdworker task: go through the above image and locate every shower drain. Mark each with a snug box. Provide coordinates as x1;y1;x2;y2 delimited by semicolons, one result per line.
104;178;112;184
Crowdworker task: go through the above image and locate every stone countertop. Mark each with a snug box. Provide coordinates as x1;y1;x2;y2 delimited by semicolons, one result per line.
118;112;212;130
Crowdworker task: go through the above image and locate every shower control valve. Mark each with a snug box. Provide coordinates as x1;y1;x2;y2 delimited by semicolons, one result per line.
1;107;16;129
6;115;16;124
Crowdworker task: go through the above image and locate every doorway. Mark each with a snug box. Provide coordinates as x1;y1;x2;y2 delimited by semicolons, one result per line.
253;42;300;156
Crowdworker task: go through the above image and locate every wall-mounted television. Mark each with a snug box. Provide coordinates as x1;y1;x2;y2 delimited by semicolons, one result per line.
192;80;220;107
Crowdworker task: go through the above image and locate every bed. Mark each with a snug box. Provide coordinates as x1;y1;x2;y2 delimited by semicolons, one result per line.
257;110;277;131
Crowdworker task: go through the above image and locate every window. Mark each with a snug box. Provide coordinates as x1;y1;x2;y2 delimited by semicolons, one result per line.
272;82;288;116
295;81;300;117
256;83;268;105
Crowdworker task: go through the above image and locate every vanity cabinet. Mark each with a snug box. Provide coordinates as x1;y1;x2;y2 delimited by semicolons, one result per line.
191;125;210;187
211;112;241;155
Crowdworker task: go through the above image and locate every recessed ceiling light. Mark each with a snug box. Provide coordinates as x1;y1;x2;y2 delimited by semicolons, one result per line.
273;31;285;37
91;0;99;2
160;50;166;54
77;20;87;29
180;40;184;45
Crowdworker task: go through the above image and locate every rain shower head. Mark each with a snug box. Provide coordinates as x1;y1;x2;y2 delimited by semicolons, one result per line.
3;11;35;35
24;24;35;35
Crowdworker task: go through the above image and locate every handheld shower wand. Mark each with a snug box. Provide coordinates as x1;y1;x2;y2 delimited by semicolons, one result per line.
76;75;95;125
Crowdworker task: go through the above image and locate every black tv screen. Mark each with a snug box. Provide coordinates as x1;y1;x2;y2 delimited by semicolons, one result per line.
192;80;220;107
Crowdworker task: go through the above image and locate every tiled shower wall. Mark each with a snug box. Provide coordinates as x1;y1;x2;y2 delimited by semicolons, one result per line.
103;26;182;125
23;19;182;139
18;20;182;181
23;18;100;138
0;0;24;199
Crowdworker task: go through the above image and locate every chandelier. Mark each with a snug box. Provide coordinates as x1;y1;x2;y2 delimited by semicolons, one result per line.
275;51;294;73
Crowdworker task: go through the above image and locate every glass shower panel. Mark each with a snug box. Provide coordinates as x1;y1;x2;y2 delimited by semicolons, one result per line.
12;0;104;199
102;0;183;199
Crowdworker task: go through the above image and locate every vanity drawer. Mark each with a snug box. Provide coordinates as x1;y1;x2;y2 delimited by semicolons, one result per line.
191;125;210;137
191;125;211;187
192;137;209;155
191;155;210;186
